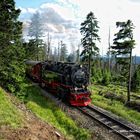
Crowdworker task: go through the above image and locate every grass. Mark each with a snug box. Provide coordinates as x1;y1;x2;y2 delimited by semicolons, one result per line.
25;84;91;140
0;87;24;128
89;84;140;126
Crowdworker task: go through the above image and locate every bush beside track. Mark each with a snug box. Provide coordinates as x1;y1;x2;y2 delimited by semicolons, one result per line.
89;84;140;126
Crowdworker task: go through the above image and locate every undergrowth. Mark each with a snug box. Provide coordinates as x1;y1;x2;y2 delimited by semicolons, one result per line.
90;84;140;126
0;87;24;128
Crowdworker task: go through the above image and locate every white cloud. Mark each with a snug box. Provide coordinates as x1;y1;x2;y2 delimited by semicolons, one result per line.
19;7;37;14
40;3;76;20
20;0;140;55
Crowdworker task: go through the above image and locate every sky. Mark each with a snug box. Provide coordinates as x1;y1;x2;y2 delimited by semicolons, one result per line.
15;0;140;56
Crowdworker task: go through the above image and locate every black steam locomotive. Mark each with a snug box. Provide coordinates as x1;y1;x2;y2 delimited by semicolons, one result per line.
26;60;91;106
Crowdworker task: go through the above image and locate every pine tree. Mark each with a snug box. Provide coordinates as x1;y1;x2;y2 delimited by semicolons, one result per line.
28;12;44;60
80;11;100;83
67;53;75;62
0;0;25;93
112;20;135;102
131;65;140;92
102;69;111;86
60;41;67;62
28;12;43;38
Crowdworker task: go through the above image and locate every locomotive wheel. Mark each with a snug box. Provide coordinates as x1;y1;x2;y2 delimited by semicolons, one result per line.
57;88;65;100
60;93;65;101
57;89;61;99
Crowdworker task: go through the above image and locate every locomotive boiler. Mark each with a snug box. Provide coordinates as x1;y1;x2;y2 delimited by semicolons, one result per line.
26;60;91;106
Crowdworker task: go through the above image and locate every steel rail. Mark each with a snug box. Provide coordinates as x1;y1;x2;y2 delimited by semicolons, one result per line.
77;105;140;140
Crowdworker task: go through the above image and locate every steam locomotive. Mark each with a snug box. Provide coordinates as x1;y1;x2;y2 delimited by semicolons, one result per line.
26;60;91;106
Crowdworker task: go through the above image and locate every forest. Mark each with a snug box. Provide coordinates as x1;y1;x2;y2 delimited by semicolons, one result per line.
1;0;140;139
0;0;140;102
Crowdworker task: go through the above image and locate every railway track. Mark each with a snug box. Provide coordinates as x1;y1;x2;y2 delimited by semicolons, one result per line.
77;105;140;140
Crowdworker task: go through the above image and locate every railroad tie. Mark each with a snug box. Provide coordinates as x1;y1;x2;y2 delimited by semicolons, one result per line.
111;125;118;129
104;121;112;125
126;134;135;139
99;118;106;121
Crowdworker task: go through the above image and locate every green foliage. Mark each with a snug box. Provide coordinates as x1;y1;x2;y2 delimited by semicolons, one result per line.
0;87;24;128
23;40;37;60
111;20;135;101
26;85;90;140
80;12;100;59
0;0;26;97
111;20;135;80
131;65;140;92
101;69;111;85
24;39;45;61
0;0;22;48
90;85;140;126
91;60;111;85
60;42;68;62
80;11;100;83
67;53;76;62
91;67;102;83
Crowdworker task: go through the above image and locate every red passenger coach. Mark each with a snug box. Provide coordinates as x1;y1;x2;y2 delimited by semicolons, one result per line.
26;60;42;82
25;60;91;106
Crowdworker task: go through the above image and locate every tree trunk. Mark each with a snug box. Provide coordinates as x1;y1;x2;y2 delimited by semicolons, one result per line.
127;49;132;102
108;27;111;72
88;54;91;84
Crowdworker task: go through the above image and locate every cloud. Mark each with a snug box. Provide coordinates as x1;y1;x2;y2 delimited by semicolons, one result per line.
40;7;65;25
129;0;140;2
19;7;37;14
19;0;140;55
20;1;80;51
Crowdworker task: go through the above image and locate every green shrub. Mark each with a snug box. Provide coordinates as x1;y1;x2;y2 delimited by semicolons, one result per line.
131;65;140;92
0;87;24;128
91;67;102;83
101;70;111;85
90;84;140;126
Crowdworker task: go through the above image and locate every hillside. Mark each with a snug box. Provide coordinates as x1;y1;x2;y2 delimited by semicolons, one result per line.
0;87;65;140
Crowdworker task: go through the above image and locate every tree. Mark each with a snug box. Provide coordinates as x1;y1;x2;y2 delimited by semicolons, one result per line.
67;53;75;62
28;12;44;60
53;47;58;61
28;12;43;39
101;69;111;86
111;20;135;102
0;0;25;94
23;39;39;60
60;41;67;61
131;65;140;92
76;44;80;63
44;33;51;60
80;11;100;83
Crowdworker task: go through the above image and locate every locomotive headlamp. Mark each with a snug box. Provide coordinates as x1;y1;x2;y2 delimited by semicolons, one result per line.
74;87;78;91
